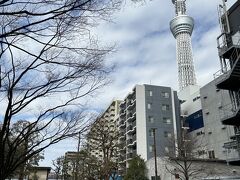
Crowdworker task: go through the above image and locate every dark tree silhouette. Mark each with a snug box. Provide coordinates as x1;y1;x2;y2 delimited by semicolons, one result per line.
86;117;120;180
124;155;149;180
165;128;207;180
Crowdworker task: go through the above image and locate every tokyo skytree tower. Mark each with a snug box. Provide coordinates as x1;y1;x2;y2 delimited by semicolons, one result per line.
170;0;197;90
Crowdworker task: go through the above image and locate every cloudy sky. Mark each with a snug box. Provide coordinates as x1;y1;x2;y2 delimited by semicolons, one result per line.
40;0;234;166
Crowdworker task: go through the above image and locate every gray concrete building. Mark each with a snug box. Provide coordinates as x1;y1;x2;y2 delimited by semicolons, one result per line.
117;84;181;172
200;80;236;160
213;0;240;165
178;0;240;163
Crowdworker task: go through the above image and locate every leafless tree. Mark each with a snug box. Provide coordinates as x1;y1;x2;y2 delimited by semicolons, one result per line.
165;128;208;180
86;117;120;180
61;149;100;180
52;156;65;180
10;120;44;180
0;0;129;179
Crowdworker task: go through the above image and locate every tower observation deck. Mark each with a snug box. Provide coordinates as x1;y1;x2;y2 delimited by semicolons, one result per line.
170;0;196;91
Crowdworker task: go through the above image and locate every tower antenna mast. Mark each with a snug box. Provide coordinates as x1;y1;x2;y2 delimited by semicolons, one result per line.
170;0;197;90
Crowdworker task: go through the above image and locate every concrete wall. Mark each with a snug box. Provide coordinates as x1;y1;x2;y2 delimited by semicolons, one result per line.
136;85;148;160
200;80;235;160
146;157;240;180
28;169;50;180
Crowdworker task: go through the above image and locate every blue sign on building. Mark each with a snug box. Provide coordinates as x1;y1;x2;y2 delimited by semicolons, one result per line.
186;110;204;132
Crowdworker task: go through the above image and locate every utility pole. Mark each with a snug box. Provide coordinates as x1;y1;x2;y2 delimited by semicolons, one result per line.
152;128;159;180
75;132;81;180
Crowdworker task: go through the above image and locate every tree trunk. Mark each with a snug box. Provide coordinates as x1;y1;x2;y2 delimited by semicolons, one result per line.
18;165;25;180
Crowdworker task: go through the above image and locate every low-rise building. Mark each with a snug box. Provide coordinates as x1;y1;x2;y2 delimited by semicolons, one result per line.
146;157;240;180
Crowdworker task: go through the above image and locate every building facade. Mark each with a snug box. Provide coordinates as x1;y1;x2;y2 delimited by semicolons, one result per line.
199;80;236;160
88;100;122;159
214;0;240;165
117;84;181;172
146;157;240;180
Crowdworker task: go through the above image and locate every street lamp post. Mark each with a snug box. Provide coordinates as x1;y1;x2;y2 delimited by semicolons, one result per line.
152;128;159;180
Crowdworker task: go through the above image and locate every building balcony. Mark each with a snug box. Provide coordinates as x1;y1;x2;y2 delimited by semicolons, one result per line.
217;32;240;59
126;122;136;134
132;120;136;127
118;117;125;125
119;120;126;129
119;110;126;117
127;138;136;147
126;125;133;132
119;132;126;140
126;111;136;122
224;148;240;165
120;101;126;109
126;153;133;159
127;139;133;145
214;67;240;91
119;146;126;152
126;100;136;110
223;140;238;149
132;134;136;142
214;34;240;91
219;102;240;126
110;112;115;117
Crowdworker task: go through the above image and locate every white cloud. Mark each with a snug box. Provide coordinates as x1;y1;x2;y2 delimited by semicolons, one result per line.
39;0;234;166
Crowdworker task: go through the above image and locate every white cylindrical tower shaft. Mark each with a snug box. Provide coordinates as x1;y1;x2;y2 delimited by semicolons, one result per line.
170;0;197;91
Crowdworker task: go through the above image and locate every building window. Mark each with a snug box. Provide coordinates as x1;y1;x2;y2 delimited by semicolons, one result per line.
161;92;169;98
196;131;204;136
193;96;200;102
164;131;172;138
148;116;154;123
149;129;154;137
162;104;170;111
208;150;215;159
163;117;172;124
149;90;153;96
149;145;154;152
147;103;152;109
198;150;206;156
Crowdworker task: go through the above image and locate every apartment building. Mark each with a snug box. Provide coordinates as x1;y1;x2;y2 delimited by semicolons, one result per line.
87;100;122;159
117;84;181;172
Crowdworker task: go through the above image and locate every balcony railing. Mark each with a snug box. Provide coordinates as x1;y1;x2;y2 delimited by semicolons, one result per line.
127;139;133;145
214;35;240;82
127;99;136;110
119;118;125;125
119;120;126;128
132;134;136;142
127;125;133;132
224;148;240;163
119;110;126;117
132;120;136;127
219;94;240;124
127;153;133;159
119;132;125;139
127;113;136;122
120;101;126;108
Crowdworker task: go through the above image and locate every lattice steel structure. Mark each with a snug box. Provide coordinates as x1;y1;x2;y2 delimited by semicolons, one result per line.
170;0;196;90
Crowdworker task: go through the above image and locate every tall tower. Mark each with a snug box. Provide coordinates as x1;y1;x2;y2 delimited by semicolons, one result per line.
170;0;196;91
